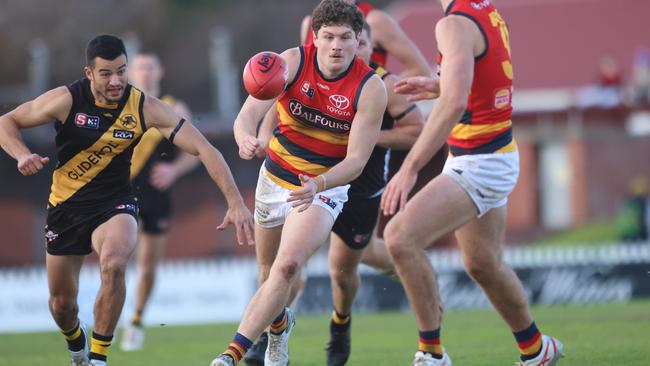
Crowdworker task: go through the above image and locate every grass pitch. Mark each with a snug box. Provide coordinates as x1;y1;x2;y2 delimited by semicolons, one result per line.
1;301;648;365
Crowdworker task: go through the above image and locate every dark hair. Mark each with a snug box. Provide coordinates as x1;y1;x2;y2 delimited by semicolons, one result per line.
362;21;371;38
85;34;127;66
311;0;364;36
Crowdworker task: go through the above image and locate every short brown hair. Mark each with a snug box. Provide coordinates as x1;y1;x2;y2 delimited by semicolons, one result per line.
311;0;364;36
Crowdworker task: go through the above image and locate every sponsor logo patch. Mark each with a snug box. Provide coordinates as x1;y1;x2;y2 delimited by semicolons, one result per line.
494;88;511;109
471;0;491;10
113;129;135;139
44;226;59;244
353;233;371;244
115;203;137;212
288;99;351;133
316;82;330;91
318;195;337;209
74;113;100;129
301;82;315;98
329;94;350;110
120;114;138;129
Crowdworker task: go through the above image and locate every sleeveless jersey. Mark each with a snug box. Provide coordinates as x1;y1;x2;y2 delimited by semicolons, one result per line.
348;62;395;199
305;1;388;67
265;44;375;190
441;0;516;156
48;78;146;207
130;94;178;182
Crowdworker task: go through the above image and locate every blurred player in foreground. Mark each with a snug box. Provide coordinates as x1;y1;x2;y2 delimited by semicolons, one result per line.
381;1;564;365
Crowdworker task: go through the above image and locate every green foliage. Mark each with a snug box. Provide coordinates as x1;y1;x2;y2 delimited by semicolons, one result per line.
1;301;649;365
535;221;619;247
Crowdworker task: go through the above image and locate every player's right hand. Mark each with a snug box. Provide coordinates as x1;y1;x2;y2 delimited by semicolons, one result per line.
217;200;255;246
17;153;49;176
394;76;440;101
238;135;261;160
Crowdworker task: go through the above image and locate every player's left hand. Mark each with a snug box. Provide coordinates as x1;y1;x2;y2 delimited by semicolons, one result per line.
394;76;440;102
217;201;255;245
150;162;177;191
287;174;318;212
381;167;418;215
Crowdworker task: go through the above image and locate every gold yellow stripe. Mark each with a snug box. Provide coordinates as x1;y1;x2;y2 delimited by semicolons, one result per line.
268;138;330;176
224;349;241;361
49;88;144;206
450;119;512;140
520;338;542;355
332;311;350;324
277;104;349;145
63;327;81;341
495;138;517;153
418;341;443;355
130;128;164;179
90;339;112;356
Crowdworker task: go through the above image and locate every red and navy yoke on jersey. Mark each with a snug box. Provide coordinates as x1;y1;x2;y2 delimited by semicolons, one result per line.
264;44;375;190
440;0;516;156
305;1;387;67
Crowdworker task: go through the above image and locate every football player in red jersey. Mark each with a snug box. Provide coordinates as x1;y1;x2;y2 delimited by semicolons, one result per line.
381;1;564;365
210;1;387;366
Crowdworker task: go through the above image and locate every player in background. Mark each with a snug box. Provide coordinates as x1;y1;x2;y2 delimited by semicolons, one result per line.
210;1;387;365
0;34;253;366
120;52;200;351
381;1;564;365
324;22;424;366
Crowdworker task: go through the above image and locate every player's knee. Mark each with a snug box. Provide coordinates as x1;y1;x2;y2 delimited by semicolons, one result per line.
100;252;129;279
384;220;410;258
330;269;357;290
49;295;78;317
463;257;499;284
274;259;300;282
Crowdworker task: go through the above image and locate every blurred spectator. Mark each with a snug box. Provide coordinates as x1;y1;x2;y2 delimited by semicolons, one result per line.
616;176;649;242
625;47;650;105
576;56;623;108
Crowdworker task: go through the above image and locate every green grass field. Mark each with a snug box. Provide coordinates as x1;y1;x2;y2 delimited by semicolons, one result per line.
1;301;649;365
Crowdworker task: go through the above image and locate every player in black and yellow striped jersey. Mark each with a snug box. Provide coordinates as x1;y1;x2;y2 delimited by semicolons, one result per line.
120;53;199;352
0;35;254;366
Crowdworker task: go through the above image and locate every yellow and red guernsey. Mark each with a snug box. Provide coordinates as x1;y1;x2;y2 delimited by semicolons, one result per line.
440;0;516;156
265;43;375;190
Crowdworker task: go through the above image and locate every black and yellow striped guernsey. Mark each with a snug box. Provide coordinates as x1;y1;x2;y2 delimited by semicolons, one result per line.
48;78;146;208
129;95;177;181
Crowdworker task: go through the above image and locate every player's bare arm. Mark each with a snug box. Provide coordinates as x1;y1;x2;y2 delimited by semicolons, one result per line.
381;16;477;215
377;74;424;150
0;87;72;175
149;99;200;190
143;95;254;245
366;9;431;78
300;15;313;45
234;47;301;160
288;74;387;211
